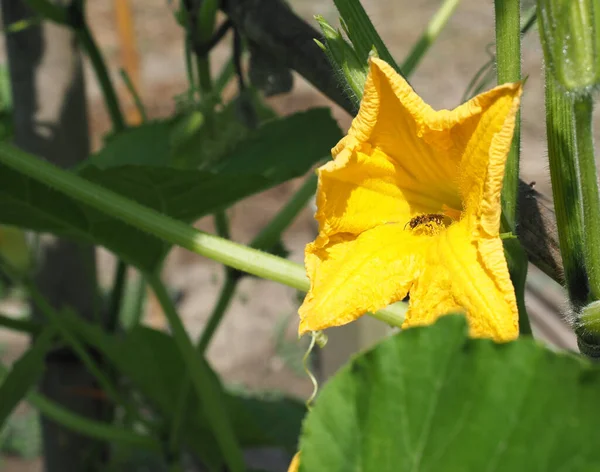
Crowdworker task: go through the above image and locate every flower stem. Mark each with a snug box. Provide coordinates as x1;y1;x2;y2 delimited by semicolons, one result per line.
494;0;531;335
401;0;460;76
494;0;521;228
573;94;600;301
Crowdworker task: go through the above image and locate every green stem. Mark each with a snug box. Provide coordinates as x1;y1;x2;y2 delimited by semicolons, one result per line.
168;274;238;454
106;262;127;332
0;313;41;335
0;143;407;327
401;0;460;76
120;68;148;122
544;73;588;307
333;0;399;70
147;273;245;472
197;57;213;95
494;0;531;336
184;37;197;100
75;13;130;336
75;23;126;133
198;276;238;354
252;174;317;251
574;94;600;301
495;0;521;229
214;210;231;240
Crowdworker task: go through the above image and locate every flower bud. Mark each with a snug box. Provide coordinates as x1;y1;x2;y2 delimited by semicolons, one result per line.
538;0;600;93
315;16;368;103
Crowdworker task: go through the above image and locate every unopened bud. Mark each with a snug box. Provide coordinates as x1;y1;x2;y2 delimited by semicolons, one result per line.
538;0;600;93
315;16;368;103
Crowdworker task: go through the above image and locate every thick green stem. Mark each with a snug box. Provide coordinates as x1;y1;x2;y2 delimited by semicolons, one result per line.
495;0;521;228
544;73;588;307
494;0;530;335
0;143;407;326
147;273;245;472
401;0;460;76
574;95;600;301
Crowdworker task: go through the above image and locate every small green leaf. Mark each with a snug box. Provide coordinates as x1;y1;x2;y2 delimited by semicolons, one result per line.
300;315;600;471
0;327;54;426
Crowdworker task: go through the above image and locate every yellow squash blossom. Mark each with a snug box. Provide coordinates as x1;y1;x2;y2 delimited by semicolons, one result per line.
299;58;522;342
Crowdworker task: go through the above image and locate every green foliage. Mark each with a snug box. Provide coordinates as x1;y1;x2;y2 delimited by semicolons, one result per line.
0;109;341;272
300;316;600;471
58;310;305;468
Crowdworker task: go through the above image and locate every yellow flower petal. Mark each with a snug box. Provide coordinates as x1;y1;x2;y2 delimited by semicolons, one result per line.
403;222;518;341
287;452;300;472
300;58;523;342
299;224;426;334
334;58;463;215
314;146;412;242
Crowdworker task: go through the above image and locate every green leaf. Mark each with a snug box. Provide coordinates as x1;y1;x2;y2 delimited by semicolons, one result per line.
300;315;600;472
0;327;54;426
0;109;340;272
333;0;399;71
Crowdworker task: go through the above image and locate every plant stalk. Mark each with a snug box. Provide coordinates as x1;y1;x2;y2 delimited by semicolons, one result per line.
495;0;521;228
573;94;600;301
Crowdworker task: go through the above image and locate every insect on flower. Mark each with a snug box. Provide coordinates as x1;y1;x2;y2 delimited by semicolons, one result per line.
404;213;446;231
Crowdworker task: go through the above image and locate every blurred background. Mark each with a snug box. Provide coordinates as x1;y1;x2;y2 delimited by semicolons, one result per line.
0;0;583;469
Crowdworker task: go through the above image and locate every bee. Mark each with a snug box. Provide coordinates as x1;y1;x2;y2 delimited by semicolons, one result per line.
404;213;446;231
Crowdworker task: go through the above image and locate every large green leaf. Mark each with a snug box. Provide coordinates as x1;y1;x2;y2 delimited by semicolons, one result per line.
0;109;340;272
0;327;54;426
299;315;600;472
